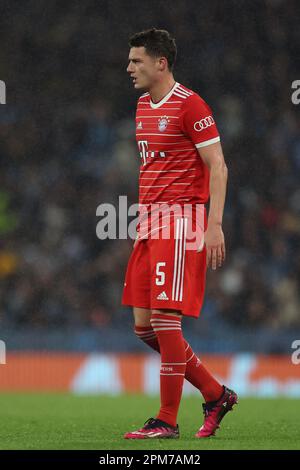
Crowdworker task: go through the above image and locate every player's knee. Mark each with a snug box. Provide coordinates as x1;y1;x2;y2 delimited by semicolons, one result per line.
133;307;152;327
151;308;182;317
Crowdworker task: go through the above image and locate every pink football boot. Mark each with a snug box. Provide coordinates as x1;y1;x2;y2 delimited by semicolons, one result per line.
124;417;179;439
195;386;238;438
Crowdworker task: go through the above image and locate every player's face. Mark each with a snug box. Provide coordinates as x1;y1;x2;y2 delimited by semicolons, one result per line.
127;47;160;90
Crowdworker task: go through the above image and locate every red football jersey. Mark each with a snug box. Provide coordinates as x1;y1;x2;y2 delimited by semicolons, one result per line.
136;82;220;207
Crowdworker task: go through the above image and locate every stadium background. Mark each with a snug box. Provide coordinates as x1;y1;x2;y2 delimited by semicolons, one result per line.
0;0;300;398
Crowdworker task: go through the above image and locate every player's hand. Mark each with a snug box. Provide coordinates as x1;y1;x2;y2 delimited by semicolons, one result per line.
204;223;225;270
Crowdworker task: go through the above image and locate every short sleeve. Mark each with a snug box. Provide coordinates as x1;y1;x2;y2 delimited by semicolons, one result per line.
179;94;220;148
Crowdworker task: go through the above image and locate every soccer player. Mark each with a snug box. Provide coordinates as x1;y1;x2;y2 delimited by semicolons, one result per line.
122;28;238;439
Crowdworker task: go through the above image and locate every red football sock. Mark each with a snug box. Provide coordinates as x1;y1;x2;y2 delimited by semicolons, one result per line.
184;341;223;402
149;313;186;427
135;324;223;402
134;325;160;353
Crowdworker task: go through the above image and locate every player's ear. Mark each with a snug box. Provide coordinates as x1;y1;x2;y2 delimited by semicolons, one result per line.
157;57;166;71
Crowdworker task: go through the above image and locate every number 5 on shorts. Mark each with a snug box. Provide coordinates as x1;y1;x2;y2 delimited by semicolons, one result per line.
156;262;166;286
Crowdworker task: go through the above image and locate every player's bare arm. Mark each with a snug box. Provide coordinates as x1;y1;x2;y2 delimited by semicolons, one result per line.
197;141;228;270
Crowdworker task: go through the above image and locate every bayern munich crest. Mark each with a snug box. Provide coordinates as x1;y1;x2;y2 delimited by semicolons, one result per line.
158;115;170;132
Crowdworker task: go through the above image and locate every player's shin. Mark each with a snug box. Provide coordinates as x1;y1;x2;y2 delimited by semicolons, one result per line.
150;313;186;427
135;324;223;402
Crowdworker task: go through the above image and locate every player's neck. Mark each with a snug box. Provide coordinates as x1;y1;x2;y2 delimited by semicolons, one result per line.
149;76;176;104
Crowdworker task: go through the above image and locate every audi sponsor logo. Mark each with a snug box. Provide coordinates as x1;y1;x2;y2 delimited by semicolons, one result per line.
193;115;215;132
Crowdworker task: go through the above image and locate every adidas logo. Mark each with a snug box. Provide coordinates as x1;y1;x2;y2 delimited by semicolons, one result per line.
137;121;143;129
157;291;169;300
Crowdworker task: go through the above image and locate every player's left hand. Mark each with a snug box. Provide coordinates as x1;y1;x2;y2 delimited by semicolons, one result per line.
204;223;225;270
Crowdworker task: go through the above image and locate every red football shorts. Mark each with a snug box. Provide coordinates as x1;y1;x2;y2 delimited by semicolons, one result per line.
122;212;207;318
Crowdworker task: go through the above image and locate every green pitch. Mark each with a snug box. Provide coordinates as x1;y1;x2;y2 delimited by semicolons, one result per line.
0;392;299;450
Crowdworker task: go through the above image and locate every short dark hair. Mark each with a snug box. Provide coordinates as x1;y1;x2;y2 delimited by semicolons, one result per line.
128;28;177;71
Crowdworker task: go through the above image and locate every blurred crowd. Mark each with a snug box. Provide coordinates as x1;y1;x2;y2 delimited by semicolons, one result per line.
0;0;299;333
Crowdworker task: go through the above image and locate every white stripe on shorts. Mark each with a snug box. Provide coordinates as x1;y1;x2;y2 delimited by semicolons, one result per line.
172;218;187;301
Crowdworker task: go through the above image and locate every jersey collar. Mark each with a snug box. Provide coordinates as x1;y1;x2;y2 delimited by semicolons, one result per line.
149;81;179;109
